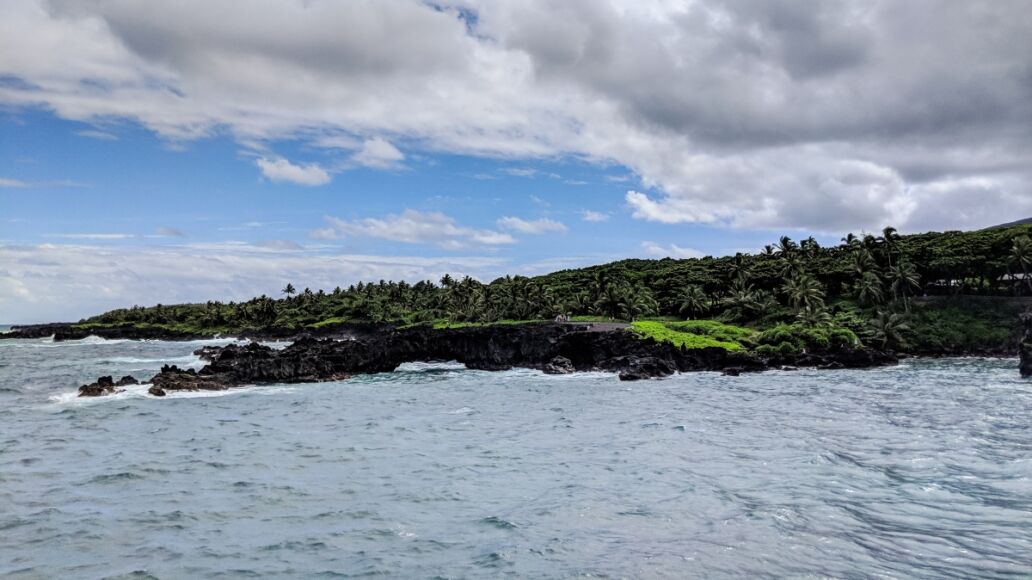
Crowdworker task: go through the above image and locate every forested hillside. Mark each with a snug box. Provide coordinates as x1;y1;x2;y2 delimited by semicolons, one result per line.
79;224;1032;353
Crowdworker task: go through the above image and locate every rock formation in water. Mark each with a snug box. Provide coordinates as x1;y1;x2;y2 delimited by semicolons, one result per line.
1020;313;1032;377
77;375;139;397
76;323;898;397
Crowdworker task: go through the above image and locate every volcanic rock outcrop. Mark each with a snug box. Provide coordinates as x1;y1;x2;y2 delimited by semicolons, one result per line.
77;323;898;397
1020;313;1032;378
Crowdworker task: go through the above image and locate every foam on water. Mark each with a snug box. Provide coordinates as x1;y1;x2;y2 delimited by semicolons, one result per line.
47;382;301;406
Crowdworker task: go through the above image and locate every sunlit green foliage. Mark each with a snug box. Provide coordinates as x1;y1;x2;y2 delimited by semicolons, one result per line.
756;323;860;354
631;321;745;351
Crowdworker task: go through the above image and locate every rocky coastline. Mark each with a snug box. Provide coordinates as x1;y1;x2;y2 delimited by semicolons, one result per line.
76;323;899;397
1020;314;1032;378
3;321;388;342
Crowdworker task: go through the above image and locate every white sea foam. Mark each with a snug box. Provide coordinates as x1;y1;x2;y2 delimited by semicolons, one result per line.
47;383;299;406
396;361;468;372
103;355;202;365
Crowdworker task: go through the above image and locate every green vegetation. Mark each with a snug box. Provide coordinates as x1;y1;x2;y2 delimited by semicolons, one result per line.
427;319;545;330
663;320;757;345
905;298;1028;353
755;323;860;355
76;224;1032;353
631;321;746;351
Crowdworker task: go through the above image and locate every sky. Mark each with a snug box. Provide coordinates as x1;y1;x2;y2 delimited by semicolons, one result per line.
2;0;1031;323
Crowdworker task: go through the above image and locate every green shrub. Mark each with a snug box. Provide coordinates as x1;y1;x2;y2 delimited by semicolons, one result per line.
757;322;861;353
630;320;744;350
755;344;778;356
664;320;756;345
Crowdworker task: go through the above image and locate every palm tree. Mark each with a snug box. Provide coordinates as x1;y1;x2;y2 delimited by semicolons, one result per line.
857;271;884;306
282;283;296;298
851;248;875;276
776;235;797;256
887;261;921;311
679;285;708;319
593;283;626;320
779;253;806;279
800;236;820;258
750;290;779;317
841;233;860;249
619;285;658;321
869;310;909;350
796;304;833;328
1010;235;1032;293
723;278;758;318
879;226;901;268
783;274;824;312
728;253;751;283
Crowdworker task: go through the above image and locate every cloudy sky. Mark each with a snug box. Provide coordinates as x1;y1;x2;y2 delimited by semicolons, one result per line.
2;0;1031;322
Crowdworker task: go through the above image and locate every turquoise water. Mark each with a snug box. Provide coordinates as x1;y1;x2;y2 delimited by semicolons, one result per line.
1;336;1030;578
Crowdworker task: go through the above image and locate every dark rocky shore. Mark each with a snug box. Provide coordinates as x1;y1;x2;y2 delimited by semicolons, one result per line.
3;321;386;342
76;323;898;397
1020;314;1032;378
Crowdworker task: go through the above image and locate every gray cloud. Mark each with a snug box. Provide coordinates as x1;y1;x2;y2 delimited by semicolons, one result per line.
1;0;1030;232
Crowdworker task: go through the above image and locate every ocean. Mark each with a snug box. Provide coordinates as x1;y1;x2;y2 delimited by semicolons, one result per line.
1;335;1030;578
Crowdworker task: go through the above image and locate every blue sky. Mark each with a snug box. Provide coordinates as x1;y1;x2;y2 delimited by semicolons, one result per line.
1;108;797;323
2;109;783;259
2;1;1030;322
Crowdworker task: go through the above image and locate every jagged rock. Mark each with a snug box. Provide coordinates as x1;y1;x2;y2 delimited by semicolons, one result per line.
77;323;900;396
115;375;139;386
722;367;741;376
193;346;223;361
1020;313;1032;377
617;356;677;381
149;364;235;393
78;376;119;397
542;356;575;374
148;386;166;397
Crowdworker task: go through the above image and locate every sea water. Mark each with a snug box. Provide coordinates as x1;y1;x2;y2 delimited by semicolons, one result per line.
1;336;1030;578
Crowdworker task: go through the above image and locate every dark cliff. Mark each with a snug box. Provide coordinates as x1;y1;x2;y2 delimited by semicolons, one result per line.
77;323;897;397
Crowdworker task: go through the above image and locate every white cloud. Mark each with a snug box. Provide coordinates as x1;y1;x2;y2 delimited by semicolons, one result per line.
503;168;538;178
48;233;135;240
351;137;405;170
0;243;506;323
75;129;118;140
0;177;88;189
2;1;1031;231
256;157;331;186
580;210;610;222
496;216;567;235
255;240;303;251
0;178;28;188
641;241;705;260
317;210;515;249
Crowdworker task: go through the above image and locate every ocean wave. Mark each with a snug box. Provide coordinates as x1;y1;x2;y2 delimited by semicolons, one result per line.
46;383;299;406
101;355;203;366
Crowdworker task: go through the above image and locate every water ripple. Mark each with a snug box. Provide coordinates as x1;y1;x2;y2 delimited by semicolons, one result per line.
1;341;1030;578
